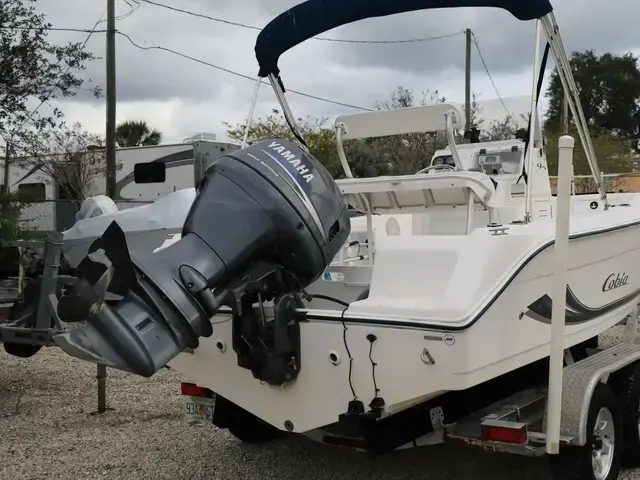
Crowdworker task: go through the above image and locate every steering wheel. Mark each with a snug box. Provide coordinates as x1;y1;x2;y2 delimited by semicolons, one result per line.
416;164;456;174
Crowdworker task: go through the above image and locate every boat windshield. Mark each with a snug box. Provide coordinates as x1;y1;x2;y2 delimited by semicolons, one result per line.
475;150;522;176
432;155;456;168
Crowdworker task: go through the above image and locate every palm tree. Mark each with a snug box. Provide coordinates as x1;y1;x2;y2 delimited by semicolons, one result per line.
115;120;163;147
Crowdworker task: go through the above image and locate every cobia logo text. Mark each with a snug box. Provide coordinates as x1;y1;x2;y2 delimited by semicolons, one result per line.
602;272;629;292
268;141;315;183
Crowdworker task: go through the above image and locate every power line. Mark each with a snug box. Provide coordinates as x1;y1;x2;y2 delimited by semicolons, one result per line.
119;0;141;20
1;26;375;111
116;30;373;111
2;1;138;34
470;32;514;124
138;0;465;45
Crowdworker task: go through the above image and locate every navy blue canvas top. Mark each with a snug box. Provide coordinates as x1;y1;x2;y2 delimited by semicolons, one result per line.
255;0;553;77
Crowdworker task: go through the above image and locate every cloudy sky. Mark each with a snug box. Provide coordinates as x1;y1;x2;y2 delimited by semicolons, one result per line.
34;0;640;144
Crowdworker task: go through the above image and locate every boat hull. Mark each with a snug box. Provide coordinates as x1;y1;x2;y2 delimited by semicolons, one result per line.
168;218;640;433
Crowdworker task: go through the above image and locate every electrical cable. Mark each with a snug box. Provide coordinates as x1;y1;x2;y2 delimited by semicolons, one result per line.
367;336;380;399
341;306;357;399
304;293;357;400
138;0;465;45
470;32;515;126
116;30;373;112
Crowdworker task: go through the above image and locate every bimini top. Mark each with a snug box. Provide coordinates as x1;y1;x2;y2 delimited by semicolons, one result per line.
255;0;553;77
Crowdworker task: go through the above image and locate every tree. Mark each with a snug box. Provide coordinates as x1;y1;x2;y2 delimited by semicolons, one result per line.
544;50;640;139
480;113;529;142
0;0;100;149
224;109;341;176
0;190;27;241
224;86;523;178
19;122;118;207
544;126;634;177
115;120;163;147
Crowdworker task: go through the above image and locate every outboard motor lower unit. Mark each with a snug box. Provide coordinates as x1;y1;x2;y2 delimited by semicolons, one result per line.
54;139;351;385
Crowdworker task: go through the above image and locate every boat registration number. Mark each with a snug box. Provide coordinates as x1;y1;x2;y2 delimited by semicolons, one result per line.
184;395;216;423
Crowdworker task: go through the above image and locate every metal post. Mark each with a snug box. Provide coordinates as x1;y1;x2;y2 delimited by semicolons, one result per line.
524;20;542;223
35;232;63;329
98;0;117;415
267;73;309;153
546;135;575;454
96;364;108;413
464;28;472;133
242;77;262;148
540;14;607;209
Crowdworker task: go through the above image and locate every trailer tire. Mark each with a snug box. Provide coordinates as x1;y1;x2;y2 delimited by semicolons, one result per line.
549;383;622;480
609;361;640;467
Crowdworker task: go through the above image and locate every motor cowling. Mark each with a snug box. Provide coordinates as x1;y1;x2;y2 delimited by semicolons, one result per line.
53;138;351;381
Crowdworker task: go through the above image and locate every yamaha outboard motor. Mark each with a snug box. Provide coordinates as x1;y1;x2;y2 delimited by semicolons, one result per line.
54;139;350;385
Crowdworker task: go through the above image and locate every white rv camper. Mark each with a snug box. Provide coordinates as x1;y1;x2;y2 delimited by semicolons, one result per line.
0;139;240;233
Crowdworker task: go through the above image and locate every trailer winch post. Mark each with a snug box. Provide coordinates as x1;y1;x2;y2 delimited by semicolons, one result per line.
546;135;575;454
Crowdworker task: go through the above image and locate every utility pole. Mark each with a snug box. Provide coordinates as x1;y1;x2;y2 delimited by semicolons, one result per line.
2;140;10;194
97;0;116;415
464;28;472;133
105;0;116;198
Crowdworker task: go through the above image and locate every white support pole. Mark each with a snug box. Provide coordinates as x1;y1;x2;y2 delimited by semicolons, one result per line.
444;112;463;171
366;208;375;265
465;188;475;234
335;126;355;178
546;135;575;454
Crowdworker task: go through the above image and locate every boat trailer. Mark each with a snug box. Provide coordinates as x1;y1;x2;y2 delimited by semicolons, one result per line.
0;232;115;413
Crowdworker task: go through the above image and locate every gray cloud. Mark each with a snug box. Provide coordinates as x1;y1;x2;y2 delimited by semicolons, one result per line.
36;0;640;107
33;0;640;146
37;0;264;104
319;0;639;75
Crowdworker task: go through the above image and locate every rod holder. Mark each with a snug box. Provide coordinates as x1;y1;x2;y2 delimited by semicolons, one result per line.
546;135;575;454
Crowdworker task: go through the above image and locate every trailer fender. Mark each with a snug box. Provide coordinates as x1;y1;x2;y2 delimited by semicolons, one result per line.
549;343;640;446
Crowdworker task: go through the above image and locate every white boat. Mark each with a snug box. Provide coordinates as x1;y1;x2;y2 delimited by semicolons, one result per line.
61;189;197;268
163;0;640;436
49;0;640;471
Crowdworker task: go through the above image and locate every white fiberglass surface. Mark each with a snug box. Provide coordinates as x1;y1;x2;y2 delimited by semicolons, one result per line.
63;188;196;241
342;199;640;325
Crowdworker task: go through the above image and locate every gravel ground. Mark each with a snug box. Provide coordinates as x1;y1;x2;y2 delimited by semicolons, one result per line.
1;327;640;480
